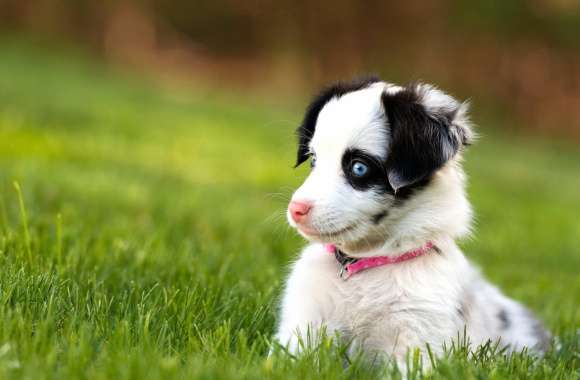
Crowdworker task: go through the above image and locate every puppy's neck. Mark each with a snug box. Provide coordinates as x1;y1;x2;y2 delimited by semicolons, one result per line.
338;232;448;259
340;163;472;258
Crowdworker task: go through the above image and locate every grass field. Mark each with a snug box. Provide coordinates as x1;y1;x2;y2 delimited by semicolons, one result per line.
0;38;578;379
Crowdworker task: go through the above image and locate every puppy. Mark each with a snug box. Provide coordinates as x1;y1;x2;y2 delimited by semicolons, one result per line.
275;77;550;366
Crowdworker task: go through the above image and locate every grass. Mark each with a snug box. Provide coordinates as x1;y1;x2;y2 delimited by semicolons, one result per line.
0;38;578;379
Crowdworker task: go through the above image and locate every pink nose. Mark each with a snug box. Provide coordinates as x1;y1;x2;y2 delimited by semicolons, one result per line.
289;201;313;223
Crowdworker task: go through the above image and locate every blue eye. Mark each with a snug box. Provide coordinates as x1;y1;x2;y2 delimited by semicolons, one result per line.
310;155;317;168
351;161;368;177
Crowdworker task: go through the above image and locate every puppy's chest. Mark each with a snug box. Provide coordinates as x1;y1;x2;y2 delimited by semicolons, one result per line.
324;265;461;339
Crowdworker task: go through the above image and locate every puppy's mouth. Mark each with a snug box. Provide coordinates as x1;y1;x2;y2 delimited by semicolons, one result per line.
297;223;356;239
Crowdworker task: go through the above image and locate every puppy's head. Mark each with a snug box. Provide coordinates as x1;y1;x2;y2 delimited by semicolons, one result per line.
287;77;473;253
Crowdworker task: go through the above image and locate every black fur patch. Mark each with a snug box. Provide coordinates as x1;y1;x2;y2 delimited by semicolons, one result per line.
391;176;431;204
498;309;510;330
372;210;388;224
381;84;462;193
456;305;466;322
531;317;551;352
457;292;472;324
295;76;380;167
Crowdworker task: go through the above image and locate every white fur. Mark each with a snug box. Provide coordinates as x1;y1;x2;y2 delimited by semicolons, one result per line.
275;82;549;367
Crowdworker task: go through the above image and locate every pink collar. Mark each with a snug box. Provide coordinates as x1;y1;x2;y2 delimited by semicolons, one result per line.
324;241;435;280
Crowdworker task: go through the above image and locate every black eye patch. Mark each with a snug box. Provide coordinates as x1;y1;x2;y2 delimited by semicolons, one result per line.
341;149;389;192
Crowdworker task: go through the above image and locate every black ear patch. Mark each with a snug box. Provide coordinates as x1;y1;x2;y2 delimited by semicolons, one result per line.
382;85;463;192
295;76;380;167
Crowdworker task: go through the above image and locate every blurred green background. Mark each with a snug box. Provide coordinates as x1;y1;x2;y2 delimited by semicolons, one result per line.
0;1;578;379
2;0;580;138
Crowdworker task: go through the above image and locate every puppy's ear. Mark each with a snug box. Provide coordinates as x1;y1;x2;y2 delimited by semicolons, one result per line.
382;84;473;192
296;76;381;167
295;90;332;167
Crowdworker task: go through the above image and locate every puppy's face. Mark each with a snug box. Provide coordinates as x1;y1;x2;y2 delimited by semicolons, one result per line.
287;78;472;253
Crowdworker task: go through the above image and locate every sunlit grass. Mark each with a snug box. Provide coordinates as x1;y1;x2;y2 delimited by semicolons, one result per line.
0;39;578;379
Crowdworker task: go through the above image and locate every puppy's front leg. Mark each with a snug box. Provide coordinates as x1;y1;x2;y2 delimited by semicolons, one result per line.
274;251;339;354
275;321;325;355
275;286;328;354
